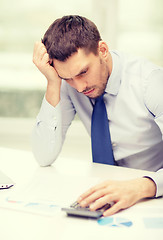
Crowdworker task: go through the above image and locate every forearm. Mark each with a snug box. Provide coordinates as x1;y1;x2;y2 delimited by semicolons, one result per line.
45;82;61;107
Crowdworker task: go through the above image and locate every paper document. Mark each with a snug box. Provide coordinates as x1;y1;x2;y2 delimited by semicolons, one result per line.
0;167;100;216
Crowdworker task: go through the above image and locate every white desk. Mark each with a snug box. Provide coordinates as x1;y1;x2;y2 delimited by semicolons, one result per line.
0;147;163;240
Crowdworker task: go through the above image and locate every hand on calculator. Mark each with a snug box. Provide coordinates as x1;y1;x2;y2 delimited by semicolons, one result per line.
62;201;113;219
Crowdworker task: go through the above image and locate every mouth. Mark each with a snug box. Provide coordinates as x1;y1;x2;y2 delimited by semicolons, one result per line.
83;88;95;96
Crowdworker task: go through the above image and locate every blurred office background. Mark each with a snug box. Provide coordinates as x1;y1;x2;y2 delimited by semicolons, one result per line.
0;0;163;154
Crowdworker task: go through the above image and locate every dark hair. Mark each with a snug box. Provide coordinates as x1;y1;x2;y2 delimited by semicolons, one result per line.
42;15;102;61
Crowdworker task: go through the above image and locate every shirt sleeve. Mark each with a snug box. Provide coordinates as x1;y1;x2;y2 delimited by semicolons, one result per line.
144;69;163;121
32;82;76;166
32;96;63;166
144;169;163;197
144;68;163;197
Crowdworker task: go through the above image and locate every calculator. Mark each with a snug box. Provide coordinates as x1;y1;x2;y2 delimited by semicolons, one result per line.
62;201;112;219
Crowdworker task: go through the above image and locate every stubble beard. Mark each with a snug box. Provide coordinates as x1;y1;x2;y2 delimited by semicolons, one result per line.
91;72;109;99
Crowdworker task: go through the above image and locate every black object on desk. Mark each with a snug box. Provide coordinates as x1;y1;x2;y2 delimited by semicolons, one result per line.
0;170;14;190
62;201;111;219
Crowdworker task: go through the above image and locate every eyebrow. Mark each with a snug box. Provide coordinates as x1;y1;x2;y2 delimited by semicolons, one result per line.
58;65;89;80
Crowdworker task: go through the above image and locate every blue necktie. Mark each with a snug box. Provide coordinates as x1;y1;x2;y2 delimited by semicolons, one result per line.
91;94;115;165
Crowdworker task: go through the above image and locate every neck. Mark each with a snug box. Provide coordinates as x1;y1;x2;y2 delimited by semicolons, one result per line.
107;52;113;76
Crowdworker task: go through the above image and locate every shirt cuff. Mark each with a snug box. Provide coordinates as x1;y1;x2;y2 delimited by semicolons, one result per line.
37;96;61;130
144;169;163;197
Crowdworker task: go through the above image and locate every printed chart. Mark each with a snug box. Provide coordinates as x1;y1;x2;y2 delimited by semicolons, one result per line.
98;217;133;227
2;197;61;216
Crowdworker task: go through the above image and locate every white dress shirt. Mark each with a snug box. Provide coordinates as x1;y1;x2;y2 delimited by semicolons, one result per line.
32;50;163;197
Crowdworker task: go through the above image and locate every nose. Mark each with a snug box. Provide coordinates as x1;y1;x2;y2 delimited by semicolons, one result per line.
72;78;87;93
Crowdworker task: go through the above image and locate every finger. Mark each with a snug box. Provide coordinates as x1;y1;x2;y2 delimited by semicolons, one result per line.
103;201;122;217
41;52;50;65
89;194;116;211
78;185;106;204
79;188;107;207
34;41;46;51
33;41;44;56
33;41;40;52
33;42;47;62
78;181;109;202
36;47;47;63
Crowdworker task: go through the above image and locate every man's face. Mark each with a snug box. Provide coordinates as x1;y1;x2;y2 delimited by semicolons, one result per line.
53;47;110;98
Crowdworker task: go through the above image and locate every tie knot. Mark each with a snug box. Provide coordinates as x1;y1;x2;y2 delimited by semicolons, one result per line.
95;94;104;104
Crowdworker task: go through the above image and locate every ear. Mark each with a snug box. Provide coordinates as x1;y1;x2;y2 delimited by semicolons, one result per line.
98;41;109;59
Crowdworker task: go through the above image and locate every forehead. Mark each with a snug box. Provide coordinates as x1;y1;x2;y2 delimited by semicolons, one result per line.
53;49;97;79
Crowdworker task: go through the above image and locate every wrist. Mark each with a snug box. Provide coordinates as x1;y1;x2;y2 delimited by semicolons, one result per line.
140;177;156;199
45;83;60;107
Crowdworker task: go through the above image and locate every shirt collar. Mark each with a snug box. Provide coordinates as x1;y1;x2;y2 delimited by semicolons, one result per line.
105;50;122;95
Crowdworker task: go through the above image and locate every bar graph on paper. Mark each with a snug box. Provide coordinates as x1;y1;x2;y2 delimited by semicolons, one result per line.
2;197;61;216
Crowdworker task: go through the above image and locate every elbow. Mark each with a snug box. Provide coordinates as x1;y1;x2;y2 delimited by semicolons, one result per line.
31;138;62;167
31;122;63;167
32;145;59;167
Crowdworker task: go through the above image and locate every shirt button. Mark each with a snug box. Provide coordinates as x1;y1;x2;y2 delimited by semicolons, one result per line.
112;142;117;148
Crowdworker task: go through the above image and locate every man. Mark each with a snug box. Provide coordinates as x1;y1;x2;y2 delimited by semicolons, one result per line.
32;15;163;216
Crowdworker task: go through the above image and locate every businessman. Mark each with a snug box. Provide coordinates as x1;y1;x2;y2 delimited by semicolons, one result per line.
32;15;163;216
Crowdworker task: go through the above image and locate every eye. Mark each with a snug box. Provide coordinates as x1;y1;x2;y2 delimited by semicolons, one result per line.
81;70;87;75
78;69;88;78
